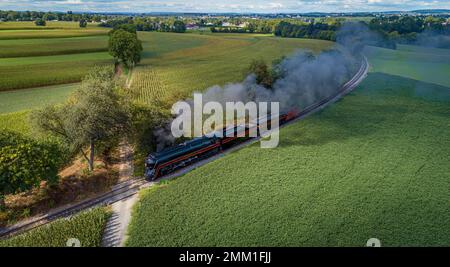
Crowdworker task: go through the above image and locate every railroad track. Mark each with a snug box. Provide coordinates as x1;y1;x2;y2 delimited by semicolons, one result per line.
0;178;149;239
0;56;369;240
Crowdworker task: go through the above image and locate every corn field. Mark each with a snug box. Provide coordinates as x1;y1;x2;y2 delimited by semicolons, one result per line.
0;207;111;247
129;66;169;105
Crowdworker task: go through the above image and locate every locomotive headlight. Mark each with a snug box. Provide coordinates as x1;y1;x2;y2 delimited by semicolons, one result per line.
145;159;155;169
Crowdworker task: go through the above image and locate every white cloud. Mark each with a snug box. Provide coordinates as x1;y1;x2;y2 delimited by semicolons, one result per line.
0;0;449;12
60;0;83;4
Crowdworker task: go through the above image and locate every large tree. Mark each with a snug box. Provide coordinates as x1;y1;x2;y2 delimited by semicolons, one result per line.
35;18;46;26
172;20;187;33
32;67;131;171
246;59;274;88
108;29;143;68
79;19;87;28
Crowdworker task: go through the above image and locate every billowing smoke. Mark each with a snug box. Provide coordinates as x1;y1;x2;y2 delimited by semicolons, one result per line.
415;30;450;49
197;49;355;113
153;124;176;152
153;22;375;149
336;22;397;52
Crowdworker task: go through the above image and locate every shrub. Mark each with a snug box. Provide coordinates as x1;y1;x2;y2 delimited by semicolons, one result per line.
79;19;87;28
34;19;46;27
0;130;68;209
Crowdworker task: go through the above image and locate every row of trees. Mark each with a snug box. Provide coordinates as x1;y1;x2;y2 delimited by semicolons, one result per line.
0;10;108;22
100;18;187;33
210;20;285;34
274;21;338;41
369;16;449;35
368;16;450;47
210;27;253;34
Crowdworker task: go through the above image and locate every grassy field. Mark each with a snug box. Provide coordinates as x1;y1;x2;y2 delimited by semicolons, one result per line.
0;207;110;247
130;32;334;105
366;44;450;87
0;83;78;114
0;111;32;134
126;45;450;247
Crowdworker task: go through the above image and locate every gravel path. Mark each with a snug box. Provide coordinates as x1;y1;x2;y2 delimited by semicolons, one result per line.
102;142;138;247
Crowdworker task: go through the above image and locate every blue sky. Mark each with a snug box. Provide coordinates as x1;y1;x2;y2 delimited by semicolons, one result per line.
0;0;449;13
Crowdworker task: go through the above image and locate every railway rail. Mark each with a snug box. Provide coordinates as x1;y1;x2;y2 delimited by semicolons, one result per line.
0;56;369;240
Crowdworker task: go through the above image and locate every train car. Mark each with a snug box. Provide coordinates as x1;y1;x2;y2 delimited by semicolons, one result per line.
221;125;251;146
144;108;301;180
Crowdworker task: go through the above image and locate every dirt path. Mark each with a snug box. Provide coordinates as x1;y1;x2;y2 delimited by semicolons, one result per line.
101;141;138;247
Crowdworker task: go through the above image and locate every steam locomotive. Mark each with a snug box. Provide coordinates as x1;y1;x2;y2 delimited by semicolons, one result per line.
144;109;300;180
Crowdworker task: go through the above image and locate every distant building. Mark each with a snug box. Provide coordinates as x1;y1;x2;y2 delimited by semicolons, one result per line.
186;23;199;30
237;22;248;28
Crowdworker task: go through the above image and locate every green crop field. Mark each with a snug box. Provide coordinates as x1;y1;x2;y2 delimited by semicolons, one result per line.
0;29;108;40
126;45;450;247
130;32;334;105
0;21;108;40
0;83;78;114
366;45;450;87
0;52;112;91
0;207;111;247
0;36;109;58
0;22;111;92
0;52;111;66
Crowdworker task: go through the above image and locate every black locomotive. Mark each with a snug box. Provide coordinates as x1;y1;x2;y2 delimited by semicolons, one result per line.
144;109;299;180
